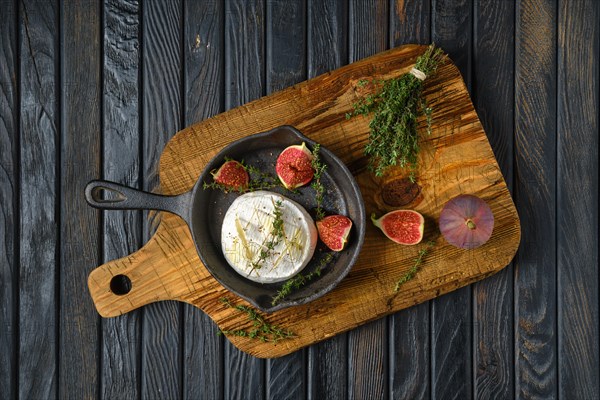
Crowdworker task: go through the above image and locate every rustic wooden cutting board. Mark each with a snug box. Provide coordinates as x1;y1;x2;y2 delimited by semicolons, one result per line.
87;44;520;358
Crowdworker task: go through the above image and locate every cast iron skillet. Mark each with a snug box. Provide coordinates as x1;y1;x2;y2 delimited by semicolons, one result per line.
85;125;366;312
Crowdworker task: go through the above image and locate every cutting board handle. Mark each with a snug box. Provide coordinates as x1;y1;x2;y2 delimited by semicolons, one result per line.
87;213;204;317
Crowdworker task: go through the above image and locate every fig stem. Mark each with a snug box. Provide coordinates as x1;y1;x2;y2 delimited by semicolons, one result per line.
466;219;476;230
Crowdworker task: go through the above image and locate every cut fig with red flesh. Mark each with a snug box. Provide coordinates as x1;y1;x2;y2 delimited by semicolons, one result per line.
276;142;314;189
439;194;493;249
317;215;352;251
211;160;249;190
371;210;424;245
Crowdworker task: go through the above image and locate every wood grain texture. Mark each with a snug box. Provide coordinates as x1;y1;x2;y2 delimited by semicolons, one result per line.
391;0;430;46
557;0;599;398
307;0;347;77
430;1;474;399
306;1;348;398
102;0;141;398
141;0;183;398
0;0;18;398
265;1;307;399
182;1;224;399
388;1;431;399
225;0;265;109
87;44;521;359
514;0;558;398
307;339;347;400
223;0;266;398
472;1;515;398
266;0;306;94
347;2;389;398
389;304;430;399
19;0;58;398
60;0;101;398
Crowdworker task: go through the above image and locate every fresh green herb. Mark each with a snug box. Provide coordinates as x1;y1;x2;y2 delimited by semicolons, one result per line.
271;253;334;306
202;181;245;193
250;199;285;271
217;297;296;342
393;241;435;292
348;44;446;180
310;144;327;220
243;162;281;191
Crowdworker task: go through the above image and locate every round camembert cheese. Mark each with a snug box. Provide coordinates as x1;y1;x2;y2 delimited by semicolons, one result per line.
221;190;318;283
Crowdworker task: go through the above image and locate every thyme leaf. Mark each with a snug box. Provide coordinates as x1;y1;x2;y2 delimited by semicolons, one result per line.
250;199;285;271
218;297;296;342
348;44;446;180
310;144;327;220
271;253;335;306
393;241;435;292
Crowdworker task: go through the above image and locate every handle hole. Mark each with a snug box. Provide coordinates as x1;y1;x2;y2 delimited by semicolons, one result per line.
92;186;126;203
110;274;132;295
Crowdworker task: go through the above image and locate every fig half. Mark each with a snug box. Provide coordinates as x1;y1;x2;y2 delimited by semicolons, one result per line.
316;215;353;251
211;160;249;190
371;210;424;245
275;142;314;189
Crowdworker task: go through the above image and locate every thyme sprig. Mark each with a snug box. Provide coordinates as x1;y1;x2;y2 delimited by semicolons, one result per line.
271;253;335;306
218;297;296;342
250;199;285;271
243;161;281;191
310;144;327;220
393;241;435;292
347;44;446;180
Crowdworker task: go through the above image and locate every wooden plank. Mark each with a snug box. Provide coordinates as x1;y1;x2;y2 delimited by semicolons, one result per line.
266;0;306;93
225;0;265;106
0;0;18;398
18;0;59;398
472;1;515;398
306;0;348;398
430;0;473;398
306;0;347;78
390;0;430;45
388;1;431;398
223;0;266;398
182;0;224;399
514;0;557;397
60;0;101;398
101;0;141;399
347;1;389;399
141;0;183;398
557;0;599;398
264;1;307;399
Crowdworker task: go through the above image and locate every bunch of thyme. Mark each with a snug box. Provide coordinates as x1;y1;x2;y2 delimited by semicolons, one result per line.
393;241;435;292
250;199;285;271
271;253;334;306
310;144;327;220
348;44;446;180
218;297;296;342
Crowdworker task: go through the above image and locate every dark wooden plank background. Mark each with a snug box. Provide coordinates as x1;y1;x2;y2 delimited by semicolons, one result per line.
1;0;598;399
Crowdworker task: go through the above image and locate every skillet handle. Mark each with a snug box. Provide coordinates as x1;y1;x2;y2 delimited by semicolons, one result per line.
84;180;193;223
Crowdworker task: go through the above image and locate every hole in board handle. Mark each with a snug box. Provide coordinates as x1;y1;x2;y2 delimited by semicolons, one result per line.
110;274;132;295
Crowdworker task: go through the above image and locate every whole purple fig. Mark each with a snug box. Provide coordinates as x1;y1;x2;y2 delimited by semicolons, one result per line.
439;195;494;249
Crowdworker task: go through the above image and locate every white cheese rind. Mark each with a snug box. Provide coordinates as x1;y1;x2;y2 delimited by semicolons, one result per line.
221;190;317;283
